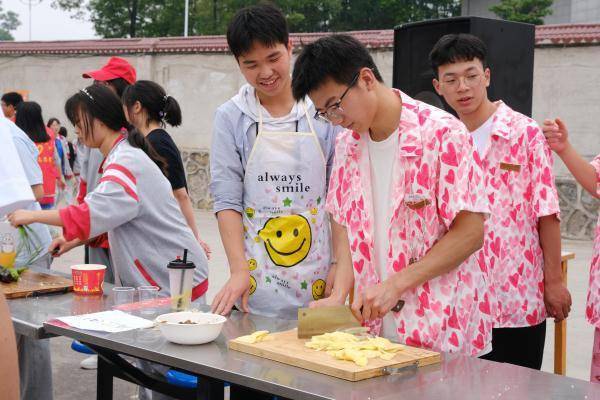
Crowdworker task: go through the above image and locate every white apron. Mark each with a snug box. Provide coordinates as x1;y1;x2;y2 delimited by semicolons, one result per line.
241;101;331;319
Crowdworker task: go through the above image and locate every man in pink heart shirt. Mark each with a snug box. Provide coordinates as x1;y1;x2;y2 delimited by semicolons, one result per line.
292;34;494;356
432;33;571;370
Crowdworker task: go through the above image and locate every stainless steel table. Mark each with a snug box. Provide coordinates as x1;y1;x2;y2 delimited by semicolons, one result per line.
7;268;600;400
44;305;600;400
7;267;114;339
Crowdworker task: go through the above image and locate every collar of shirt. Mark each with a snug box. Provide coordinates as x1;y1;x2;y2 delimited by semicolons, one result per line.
348;89;424;158
396;90;424;158
98;134;126;174
490;100;514;141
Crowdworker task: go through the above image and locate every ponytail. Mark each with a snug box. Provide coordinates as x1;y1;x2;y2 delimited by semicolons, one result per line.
162;95;182;127
122;80;182;128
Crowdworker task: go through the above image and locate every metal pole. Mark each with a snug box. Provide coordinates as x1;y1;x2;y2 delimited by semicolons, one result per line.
19;0;41;41
28;0;31;40
184;0;189;37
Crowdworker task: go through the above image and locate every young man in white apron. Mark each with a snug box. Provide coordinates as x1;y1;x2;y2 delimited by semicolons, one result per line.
210;4;340;319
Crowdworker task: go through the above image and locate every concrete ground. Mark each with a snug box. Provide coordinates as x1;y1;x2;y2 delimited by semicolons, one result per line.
45;211;596;399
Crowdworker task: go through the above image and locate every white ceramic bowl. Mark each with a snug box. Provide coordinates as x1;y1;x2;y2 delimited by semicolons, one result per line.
155;311;226;345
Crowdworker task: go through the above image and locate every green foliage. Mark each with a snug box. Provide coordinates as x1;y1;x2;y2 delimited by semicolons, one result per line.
331;0;459;31
0;1;20;41
52;0;462;38
490;0;553;25
54;0;191;38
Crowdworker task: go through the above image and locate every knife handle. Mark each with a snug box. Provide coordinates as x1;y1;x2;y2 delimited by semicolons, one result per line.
359;300;404;314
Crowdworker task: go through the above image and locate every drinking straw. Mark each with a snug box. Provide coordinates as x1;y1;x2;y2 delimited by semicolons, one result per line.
177;249;188;310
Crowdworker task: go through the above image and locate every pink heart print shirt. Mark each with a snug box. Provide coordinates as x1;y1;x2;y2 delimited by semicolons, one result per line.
325;90;493;356
587;154;600;329
473;101;561;328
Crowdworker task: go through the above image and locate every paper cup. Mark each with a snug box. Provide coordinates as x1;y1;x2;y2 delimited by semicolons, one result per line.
71;264;107;294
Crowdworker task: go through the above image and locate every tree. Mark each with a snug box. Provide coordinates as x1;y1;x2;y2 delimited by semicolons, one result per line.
0;1;20;41
193;0;461;34
490;0;553;25
53;0;190;38
331;0;460;31
280;0;342;32
53;0;463;38
192;0;342;35
193;0;251;35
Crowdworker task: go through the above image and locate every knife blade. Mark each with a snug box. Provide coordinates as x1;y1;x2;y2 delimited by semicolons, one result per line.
297;300;405;339
297;305;361;339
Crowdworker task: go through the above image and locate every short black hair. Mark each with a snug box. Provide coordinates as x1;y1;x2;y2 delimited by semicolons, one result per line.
47;117;60;128
292;34;383;101
15;102;50;143
1;92;23;107
58;126;68;138
226;3;289;59
429;34;488;77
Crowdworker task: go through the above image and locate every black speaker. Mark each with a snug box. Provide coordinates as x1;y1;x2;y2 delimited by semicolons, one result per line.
393;17;535;117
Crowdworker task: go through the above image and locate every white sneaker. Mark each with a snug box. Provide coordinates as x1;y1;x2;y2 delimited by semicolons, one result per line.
80;355;98;370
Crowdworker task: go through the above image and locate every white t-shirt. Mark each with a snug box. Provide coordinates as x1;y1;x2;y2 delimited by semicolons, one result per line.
468;114;496;357
259;104;299;133
232;83;305;133
470;113;495;154
367;128;399;340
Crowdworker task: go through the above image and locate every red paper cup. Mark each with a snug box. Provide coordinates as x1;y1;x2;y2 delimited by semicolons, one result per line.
71;264;107;295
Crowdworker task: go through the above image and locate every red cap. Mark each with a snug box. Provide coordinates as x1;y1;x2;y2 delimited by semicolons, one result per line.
82;57;136;84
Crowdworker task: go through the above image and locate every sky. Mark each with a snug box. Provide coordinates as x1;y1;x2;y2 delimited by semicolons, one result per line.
5;0;97;42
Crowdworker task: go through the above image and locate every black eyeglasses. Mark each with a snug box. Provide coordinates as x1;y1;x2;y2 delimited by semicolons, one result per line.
314;72;360;124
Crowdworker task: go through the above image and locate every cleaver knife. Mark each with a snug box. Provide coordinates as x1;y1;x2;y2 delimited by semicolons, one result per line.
297;305;361;338
297;301;405;339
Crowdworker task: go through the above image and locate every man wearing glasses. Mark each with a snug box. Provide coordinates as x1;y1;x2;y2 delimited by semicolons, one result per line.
292;34;494;357
431;34;571;369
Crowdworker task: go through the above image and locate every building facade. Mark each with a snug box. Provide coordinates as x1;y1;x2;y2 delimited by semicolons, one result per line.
462;0;600;24
1;26;598;239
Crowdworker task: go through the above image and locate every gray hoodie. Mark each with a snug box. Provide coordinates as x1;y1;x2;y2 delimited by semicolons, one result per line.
210;84;340;214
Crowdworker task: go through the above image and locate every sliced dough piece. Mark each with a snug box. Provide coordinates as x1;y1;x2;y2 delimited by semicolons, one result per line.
236;330;270;344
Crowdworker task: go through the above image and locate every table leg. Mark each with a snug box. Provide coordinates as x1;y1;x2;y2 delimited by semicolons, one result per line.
97;354;114;400
553;259;568;375
88;344;199;399
196;375;224;400
554;319;567;375
230;384;287;400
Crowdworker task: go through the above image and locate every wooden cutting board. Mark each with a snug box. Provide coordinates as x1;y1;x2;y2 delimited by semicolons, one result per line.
229;329;441;381
0;270;73;299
